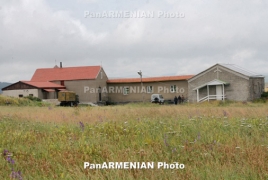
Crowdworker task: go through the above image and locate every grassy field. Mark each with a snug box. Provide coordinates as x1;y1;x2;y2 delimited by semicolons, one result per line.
1;100;268;179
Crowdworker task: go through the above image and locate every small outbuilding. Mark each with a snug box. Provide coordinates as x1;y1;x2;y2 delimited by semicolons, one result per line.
2;81;65;99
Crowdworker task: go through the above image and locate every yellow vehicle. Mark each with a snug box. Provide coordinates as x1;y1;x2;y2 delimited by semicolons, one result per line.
58;91;79;106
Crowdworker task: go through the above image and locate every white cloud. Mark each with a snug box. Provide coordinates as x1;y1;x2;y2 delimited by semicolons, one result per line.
0;0;268;83
77;0;98;3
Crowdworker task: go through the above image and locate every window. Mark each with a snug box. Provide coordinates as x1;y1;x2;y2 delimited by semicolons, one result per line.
29;94;33;97
147;86;153;93
123;87;130;95
19;94;23;98
170;85;177;93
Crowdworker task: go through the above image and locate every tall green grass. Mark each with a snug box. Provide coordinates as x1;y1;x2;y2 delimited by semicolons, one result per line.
0;95;47;107
1;102;268;179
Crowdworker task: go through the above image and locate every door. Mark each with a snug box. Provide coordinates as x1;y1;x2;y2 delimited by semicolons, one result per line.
216;85;222;100
98;87;101;101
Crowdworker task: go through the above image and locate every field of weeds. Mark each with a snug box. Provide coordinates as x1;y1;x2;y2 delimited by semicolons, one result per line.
1;100;268;179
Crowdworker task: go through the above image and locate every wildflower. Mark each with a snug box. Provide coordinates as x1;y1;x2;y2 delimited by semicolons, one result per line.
164;134;169;147
190;140;196;144
3;149;8;156
10;170;23;180
223;110;227;117
6;156;12;163
79;121;85;131
197;132;201;140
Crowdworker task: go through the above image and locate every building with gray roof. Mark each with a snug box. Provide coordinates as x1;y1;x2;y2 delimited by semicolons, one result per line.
188;64;265;102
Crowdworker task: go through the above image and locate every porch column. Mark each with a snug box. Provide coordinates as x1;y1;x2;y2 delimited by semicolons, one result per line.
222;84;225;101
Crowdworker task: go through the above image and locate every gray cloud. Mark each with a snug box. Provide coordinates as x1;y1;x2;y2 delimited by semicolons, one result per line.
0;0;267;82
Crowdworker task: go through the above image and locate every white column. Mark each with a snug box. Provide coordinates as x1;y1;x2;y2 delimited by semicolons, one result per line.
222;84;225;101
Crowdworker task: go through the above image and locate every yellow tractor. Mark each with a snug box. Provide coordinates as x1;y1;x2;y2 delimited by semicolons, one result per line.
58;91;79;106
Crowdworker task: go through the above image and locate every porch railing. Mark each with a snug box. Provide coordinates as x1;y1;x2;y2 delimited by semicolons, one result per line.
198;95;226;103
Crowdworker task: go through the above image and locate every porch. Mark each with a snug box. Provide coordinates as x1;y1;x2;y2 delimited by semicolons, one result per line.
193;79;229;102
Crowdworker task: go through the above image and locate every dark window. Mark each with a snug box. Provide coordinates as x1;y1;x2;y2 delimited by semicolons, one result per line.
61;81;64;86
19;94;23;97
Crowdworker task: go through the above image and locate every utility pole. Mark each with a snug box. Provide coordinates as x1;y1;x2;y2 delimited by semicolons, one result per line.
137;70;144;103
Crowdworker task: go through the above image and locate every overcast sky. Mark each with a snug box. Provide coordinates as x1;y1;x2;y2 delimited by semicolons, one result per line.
0;0;267;83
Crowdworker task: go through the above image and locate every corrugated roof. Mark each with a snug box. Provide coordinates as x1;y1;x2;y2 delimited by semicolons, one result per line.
107;75;194;84
31;66;101;81
219;64;263;77
22;81;65;88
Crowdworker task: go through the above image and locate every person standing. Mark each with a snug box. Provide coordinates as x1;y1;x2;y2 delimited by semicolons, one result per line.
174;96;178;105
178;95;182;104
181;95;185;103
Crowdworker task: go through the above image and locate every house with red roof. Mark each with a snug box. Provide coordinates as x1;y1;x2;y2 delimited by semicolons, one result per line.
2;63;109;103
2;81;65;99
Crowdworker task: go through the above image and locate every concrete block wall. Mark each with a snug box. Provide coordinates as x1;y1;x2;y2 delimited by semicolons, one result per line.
249;77;265;100
3;89;39;98
188;65;251;102
107;80;189;103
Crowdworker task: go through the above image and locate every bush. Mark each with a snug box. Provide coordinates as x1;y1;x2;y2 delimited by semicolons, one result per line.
253;97;267;103
0;95;47;106
24;96;42;102
261;92;268;98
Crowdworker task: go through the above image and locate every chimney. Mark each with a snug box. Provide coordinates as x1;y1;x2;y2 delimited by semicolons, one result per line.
60;62;62;68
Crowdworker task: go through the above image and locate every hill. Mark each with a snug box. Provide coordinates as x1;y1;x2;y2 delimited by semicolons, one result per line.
0;82;11;93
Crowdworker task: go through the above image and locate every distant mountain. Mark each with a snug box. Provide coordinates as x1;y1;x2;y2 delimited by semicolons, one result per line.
265;76;268;83
0;82;12;94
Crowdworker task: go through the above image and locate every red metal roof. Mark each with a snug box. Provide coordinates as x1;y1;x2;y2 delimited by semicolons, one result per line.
31;66;101;81
22;81;65;89
107;75;194;84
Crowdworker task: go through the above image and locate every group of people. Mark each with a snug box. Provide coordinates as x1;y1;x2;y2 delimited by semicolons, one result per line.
174;95;185;105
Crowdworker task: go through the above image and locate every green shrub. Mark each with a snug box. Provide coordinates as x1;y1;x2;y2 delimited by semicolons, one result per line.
261;92;268;98
24;96;42;102
253;97;267;103
0;95;46;106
